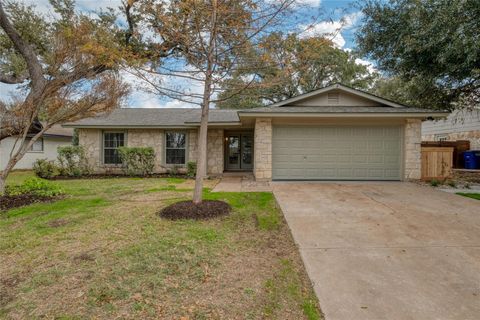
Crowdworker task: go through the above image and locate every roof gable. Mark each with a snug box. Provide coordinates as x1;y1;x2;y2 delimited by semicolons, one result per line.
269;83;407;108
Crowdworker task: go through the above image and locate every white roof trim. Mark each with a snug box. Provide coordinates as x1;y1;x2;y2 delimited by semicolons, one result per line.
239;112;449;119
269;83;408;108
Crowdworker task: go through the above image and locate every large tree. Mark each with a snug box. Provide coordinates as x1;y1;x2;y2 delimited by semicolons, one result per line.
124;0;294;204
357;0;480;110
216;32;377;109
0;0;129;193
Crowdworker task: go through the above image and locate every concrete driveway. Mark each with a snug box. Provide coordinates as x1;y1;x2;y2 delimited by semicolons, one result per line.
273;182;480;320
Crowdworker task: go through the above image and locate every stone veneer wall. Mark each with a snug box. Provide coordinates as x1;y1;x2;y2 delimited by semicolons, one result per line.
206;129;224;175
78;128;223;175
423;130;480;150
187;128;223;175
78;129;103;173
404;119;422;180
188;129;198;163
127;129;165;172
254;118;272;181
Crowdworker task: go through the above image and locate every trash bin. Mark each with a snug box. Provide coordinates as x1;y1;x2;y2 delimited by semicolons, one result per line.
463;150;480;169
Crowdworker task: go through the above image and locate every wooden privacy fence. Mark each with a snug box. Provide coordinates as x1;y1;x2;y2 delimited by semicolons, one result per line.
421;140;470;168
421;147;454;180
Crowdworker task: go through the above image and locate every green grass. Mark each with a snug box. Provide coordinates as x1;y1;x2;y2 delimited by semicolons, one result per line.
456;193;480;200
1;171;321;319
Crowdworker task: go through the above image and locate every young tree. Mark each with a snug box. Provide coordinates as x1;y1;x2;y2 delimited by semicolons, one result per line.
356;0;480;110
0;0;129;193
124;0;295;204
216;32;377;109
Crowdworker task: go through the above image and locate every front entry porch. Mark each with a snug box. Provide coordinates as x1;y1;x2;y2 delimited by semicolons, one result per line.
224;131;254;172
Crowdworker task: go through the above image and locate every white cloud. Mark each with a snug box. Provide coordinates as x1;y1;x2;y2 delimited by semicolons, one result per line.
295;0;322;7
299;11;362;48
355;58;376;73
22;0;121;14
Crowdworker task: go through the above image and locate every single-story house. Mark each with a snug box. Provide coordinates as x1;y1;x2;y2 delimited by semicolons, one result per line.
0;124;73;170
422;109;480;149
64;84;448;181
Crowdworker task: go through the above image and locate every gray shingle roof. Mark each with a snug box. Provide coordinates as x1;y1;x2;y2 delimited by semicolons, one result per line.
64;108;240;127
44;124;74;137
239;105;446;114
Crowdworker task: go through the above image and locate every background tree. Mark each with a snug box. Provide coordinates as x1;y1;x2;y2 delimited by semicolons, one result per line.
124;0;295;204
216;32;377;109
0;0;129;193
356;0;480;110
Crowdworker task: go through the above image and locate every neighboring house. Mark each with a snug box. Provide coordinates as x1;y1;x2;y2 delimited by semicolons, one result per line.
0;124;73;170
64;84;447;181
422;109;480;149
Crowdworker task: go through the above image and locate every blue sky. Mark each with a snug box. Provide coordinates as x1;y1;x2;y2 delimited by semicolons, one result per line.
0;0;364;108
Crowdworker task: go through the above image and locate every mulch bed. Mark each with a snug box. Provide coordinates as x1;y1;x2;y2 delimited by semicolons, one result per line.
158;200;231;220
0;194;57;212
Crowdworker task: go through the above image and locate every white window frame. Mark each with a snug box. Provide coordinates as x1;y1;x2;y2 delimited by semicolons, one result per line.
102;131;126;165
164;131;188;166
27;137;44;153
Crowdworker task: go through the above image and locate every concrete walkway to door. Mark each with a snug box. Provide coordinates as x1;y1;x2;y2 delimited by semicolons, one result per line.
273;182;480;320
212;172;271;192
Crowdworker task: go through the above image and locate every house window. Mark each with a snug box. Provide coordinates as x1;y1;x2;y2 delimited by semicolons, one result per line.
27;138;44;152
165;132;186;165
434;134;448;142
103;132;125;164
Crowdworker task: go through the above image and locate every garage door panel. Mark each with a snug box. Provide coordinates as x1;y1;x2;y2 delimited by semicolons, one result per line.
272;125;402;180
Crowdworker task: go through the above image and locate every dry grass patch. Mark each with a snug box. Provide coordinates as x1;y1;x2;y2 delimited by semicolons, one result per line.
0;172;321;319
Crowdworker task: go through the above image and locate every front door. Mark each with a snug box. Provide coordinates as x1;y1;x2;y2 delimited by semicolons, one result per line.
226;133;253;171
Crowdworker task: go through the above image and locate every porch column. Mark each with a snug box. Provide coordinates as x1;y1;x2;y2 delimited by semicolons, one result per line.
207;129;224;175
254;118;272;181
404;118;422;180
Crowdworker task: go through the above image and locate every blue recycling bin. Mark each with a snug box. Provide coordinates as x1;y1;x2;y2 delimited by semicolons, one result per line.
463;150;480;169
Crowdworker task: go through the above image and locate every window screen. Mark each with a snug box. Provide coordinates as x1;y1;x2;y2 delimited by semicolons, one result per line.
28;138;44;152
103;132;125;164
166;132;186;164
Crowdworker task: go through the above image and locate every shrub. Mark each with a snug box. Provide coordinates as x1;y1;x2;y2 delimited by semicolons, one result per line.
33;159;60;179
57;146;91;177
118;147;155;176
430;179;440;187
186;161;196;178
6;177;64;197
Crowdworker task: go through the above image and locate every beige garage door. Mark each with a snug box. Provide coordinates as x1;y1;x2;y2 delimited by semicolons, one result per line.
272;125;402;180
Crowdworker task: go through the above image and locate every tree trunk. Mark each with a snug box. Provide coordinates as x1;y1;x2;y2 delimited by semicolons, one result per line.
192;65;214;204
192;0;217;205
0;173;6;195
0;162;13;194
192;101;210;204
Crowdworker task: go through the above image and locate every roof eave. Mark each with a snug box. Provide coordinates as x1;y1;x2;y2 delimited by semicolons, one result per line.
183;121;242;126
238;112;450;118
62;122;242;129
62;124;200;129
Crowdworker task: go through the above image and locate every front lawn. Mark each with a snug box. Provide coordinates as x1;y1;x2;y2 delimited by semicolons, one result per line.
457;193;480;201
0;172;321;319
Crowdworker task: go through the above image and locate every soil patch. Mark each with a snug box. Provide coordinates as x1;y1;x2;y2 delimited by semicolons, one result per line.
0;194;58;212
47;218;69;228
73;252;96;262
0;275;21;307
158;200;231;220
